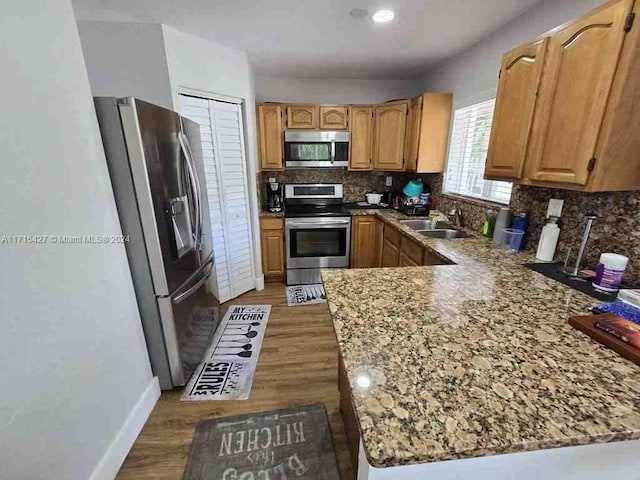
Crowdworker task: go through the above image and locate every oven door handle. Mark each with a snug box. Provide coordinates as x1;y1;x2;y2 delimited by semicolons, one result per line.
287;220;351;228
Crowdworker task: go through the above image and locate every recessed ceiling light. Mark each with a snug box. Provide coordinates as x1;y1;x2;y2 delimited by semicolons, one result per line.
350;8;369;19
372;9;394;23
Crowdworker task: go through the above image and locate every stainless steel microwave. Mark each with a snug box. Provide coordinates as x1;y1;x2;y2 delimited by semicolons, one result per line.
284;131;349;168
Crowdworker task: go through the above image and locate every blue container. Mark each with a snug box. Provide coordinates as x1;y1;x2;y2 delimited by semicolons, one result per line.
403;180;424;197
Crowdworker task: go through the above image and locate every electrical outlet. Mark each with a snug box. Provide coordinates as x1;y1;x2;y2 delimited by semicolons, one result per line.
546;198;564;218
385;176;393;187
268;177;276;183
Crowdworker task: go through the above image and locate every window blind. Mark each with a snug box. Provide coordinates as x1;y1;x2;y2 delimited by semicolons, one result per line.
444;98;512;204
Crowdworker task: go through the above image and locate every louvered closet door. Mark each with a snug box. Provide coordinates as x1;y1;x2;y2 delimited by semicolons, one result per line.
179;95;255;302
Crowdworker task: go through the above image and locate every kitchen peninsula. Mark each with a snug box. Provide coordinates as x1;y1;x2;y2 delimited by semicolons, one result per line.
323;210;640;480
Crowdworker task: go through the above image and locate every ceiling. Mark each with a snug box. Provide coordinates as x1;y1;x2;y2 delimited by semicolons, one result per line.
72;0;545;79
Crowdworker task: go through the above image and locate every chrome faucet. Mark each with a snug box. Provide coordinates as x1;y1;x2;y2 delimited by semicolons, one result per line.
563;215;597;276
448;204;463;227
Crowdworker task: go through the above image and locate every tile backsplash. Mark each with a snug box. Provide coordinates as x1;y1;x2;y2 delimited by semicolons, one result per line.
423;173;640;286
510;185;640;286
258;170;438;204
258;169;639;286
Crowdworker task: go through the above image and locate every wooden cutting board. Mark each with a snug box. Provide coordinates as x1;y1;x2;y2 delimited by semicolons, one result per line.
569;313;640;366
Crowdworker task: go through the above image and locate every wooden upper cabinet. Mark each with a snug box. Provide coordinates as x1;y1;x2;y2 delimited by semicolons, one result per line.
257;104;283;171
525;0;632;186
348;106;373;171
320;106;348;129
373;101;408;171
286;105;318;129
404;96;422;172
406;93;453;173
485;38;548;180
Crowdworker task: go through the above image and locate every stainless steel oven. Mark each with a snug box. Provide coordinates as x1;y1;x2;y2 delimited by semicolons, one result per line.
284;131;349;168
284;184;351;285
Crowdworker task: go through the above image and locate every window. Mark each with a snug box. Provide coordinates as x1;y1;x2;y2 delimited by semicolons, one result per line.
444;98;512;204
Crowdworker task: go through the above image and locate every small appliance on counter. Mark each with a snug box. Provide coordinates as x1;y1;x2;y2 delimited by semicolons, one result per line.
365;192;383;205
398;194;430;216
396;179;430;216
265;180;283;213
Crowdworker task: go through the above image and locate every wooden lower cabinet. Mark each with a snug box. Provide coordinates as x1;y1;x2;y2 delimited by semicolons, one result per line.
400;235;424;265
339;355;359;477
399;252;419;267
423;250;448;266
260;217;285;278
351;216;383;268
381;239;400;267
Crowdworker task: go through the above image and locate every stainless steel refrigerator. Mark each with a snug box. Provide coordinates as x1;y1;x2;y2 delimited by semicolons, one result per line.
94;97;218;390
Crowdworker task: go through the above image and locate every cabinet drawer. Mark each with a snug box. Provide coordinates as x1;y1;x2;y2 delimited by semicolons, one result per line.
383;225;401;247
400;235;424;265
260;217;283;230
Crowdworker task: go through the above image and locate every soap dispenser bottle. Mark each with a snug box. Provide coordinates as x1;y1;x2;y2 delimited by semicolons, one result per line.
536;216;560;262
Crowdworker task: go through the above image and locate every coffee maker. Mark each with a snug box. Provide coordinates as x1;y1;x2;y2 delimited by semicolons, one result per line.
265;180;283;213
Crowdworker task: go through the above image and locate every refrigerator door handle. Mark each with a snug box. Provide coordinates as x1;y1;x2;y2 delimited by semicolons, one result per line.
173;256;213;305
179;132;202;251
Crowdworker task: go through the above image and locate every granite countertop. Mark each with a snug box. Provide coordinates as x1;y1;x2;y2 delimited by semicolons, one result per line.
322;210;640;468
259;210;285;218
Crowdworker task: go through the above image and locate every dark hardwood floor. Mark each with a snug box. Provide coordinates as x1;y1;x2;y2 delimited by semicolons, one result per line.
116;283;353;479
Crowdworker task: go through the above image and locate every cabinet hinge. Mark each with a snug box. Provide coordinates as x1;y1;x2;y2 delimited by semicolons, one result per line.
498;69;502;79
625;12;635;32
587;157;596;172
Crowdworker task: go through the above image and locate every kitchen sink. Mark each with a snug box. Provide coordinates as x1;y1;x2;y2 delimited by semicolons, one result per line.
418;229;470;239
400;219;433;230
400;219;470;239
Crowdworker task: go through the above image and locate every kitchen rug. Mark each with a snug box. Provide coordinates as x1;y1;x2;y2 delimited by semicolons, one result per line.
286;284;327;306
183;404;340;480
181;305;271;401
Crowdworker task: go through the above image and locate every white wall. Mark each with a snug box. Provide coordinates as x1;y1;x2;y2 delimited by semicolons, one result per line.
162;25;264;289
255;75;419;104
419;0;601;104
77;21;173;109
0;1;158;479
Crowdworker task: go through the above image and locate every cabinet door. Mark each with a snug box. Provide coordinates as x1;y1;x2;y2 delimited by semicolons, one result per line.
415;93;453;173
286;105;318;129
404;96;422;172
381;239;400;267
374;218;384;266
351;216;378;268
526;0;632;185
348;106;373;171
373;102;408;171
320;106;348;129
400;235;424;265
257;104;283;170
260;223;285;276
485;38;548;180
423;250;447;266
399;252;419;267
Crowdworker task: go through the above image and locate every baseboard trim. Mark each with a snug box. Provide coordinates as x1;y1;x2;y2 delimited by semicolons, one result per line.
255;275;265;291
89;377;160;480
